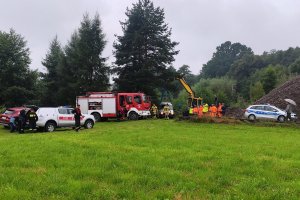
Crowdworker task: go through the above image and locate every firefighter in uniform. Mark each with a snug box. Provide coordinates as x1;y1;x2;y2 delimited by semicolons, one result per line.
27;108;38;131
18;109;26;133
73;105;82;132
163;104;171;119
151;104;158;118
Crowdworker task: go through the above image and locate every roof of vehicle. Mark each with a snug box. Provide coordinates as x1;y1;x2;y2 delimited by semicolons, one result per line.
6;107;27;110
248;104;276;107
160;102;173;105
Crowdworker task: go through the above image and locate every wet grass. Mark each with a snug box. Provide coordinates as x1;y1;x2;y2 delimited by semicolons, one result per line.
0;120;299;199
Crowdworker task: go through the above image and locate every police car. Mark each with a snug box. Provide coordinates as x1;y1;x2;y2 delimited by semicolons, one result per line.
36;107;95;132
244;104;287;122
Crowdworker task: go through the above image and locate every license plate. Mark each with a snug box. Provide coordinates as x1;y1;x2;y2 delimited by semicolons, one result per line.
1;117;6;120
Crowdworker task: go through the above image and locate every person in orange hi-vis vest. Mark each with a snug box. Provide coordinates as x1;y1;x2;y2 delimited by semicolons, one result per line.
198;105;203;118
217;103;223;117
209;104;217;117
193;106;198;115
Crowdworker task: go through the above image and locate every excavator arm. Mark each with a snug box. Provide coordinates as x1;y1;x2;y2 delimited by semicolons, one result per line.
176;75;203;108
176;76;195;99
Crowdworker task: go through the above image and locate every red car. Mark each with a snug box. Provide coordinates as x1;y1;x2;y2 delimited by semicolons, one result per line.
0;107;28;128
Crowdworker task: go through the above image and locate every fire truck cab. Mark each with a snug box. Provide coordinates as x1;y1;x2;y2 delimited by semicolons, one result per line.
76;92;151;121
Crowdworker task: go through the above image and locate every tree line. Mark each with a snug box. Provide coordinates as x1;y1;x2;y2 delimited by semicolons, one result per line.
1;0;300;109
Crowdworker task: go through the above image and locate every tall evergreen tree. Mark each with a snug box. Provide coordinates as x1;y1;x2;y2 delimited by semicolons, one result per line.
41;36;64;106
113;0;179;97
57;13;109;105
0;29;37;106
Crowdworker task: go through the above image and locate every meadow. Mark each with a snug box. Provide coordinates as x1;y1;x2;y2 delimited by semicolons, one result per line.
0;120;299;199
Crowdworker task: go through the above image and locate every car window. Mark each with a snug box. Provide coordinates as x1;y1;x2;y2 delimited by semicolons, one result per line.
58;108;68;114
134;96;141;104
67;109;74;114
126;96;133;104
250;106;263;110
264;106;272;111
3;110;15;115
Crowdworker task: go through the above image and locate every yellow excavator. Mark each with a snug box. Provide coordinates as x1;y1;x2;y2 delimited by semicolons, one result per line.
176;75;203;109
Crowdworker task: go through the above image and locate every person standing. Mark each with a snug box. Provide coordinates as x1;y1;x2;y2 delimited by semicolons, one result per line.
163;104;170;120
9;116;16;133
18;109;26;133
73;105;82;132
151;104;158;118
27;108;38;131
285;103;293;121
203;103;209;116
209;104;217;117
198;105;203;118
217;103;223;118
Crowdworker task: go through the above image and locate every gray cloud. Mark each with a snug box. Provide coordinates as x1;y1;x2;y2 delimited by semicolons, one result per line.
1;0;300;74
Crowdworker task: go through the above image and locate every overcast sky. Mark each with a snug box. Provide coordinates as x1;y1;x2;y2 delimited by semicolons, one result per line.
1;0;300;74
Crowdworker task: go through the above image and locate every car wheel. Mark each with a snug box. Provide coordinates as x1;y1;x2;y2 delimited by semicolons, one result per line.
84;119;94;129
248;114;256;121
45;121;56;132
277;115;285;122
91;112;101;122
128;112;139;120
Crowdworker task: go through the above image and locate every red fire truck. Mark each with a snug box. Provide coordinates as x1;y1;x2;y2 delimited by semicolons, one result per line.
76;92;151;121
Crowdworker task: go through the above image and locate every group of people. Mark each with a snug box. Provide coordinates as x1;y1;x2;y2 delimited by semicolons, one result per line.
150;104;171;119
189;103;225;118
7;105;83;133
9;108;38;133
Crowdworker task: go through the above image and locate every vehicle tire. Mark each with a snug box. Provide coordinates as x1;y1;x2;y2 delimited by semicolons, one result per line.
45;121;56;132
91;112;101;122
128;112;139;120
277;115;285;122
248;114;256;121
84;119;94;129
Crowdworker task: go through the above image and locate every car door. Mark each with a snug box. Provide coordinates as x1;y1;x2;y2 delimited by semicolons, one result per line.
262;106;273;119
58;108;74;127
67;108;76;126
253;106;265;119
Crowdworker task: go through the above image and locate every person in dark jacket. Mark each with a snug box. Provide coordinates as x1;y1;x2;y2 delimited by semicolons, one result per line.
285;103;293;121
18;109;26;133
73;105;82;132
26;108;38;131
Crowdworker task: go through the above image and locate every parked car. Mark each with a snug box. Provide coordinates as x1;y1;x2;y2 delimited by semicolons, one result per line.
36;107;95;132
0;107;29;128
159;102;175;119
244;104;296;122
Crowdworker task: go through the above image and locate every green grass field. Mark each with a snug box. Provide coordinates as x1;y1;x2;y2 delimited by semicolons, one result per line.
0;120;299;199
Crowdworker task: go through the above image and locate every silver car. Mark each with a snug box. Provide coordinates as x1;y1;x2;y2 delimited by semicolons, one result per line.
244;104;287;122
